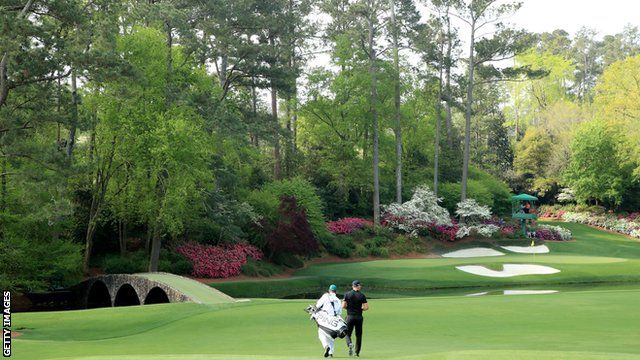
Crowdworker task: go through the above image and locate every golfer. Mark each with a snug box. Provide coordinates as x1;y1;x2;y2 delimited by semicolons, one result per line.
342;280;368;357
315;284;342;358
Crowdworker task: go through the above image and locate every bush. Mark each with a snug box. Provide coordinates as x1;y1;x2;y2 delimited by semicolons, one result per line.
469;167;512;216
102;251;148;274
368;246;389;257
361;236;390;257
326;217;373;234
320;234;355;258
265;196;320;258
439;168;512;216
434;224;459;242
158;249;193;275
241;259;284;277
176;242;264;278
248;177;326;237
455;199;491;223
389;235;414;255
382;185;451;236
439;181;493;214
0;236;82;292
271;252;304;269
354;244;369;258
532;225;572;241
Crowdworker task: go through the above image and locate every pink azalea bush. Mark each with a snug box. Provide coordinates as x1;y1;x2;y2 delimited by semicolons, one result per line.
326;217;373;234
500;225;515;236
532;225;572;241
176;242;264;278
430;223;459;242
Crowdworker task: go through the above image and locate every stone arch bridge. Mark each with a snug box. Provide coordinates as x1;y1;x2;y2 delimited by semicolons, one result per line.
77;272;235;308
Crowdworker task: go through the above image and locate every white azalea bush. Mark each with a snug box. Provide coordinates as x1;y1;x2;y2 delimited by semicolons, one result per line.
558;211;640;239
454;199;500;239
456;199;491;223
556;188;576;203
382;186;451;236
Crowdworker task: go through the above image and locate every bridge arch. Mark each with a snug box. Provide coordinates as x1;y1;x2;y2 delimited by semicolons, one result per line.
144;286;170;305
114;284;141;306
86;280;111;308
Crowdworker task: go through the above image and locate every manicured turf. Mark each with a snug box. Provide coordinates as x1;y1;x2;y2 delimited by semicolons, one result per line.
13;288;640;359
11;223;640;359
213;223;640;298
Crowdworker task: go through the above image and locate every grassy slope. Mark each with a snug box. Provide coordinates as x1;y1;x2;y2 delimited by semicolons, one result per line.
13;288;640;359
213;223;640;298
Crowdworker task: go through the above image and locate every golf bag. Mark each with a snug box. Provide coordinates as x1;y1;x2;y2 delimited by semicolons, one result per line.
305;305;348;339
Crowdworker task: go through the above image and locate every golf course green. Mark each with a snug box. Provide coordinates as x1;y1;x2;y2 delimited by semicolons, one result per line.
11;223;640;359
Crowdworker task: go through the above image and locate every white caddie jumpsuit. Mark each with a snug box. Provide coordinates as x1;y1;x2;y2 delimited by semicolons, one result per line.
315;291;342;355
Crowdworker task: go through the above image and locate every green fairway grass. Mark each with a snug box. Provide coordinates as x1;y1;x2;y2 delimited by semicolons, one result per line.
13;288;640;359
213;223;640;298
12;223;640;359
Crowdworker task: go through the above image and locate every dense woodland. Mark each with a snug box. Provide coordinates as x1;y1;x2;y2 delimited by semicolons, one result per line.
1;0;639;292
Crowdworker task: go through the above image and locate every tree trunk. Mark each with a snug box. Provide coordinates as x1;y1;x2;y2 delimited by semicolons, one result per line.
368;11;380;225
148;221;162;272
66;70;78;158
83;137;116;273
0;157;6;212
444;11;453;148
434;34;445;197
390;0;402;203
145;223;152;253
165;20;173;107
0;54;7;109
118;220;127;256
285;93;292;176
461;25;476;202
271;82;282;180
218;53;228;88
250;76;259;146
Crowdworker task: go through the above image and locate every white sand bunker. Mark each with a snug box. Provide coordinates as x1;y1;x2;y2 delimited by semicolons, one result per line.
501;245;550;254
503;290;557;295
442;248;505;258
456;264;560;277
466;290;557;297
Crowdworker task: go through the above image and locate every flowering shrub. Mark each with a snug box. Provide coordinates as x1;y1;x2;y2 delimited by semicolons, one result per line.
326;217;373;234
456;225;471;239
455;199;491;223
455;224;500;239
500;225;515;236
477;224;500;238
382;186;451;236
554;210;640;239
431;223;459;242
556;188;575;203
177;242;263;278
537;224;572;240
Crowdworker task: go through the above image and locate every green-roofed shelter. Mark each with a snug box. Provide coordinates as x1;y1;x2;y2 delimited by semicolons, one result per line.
511;193;539;235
